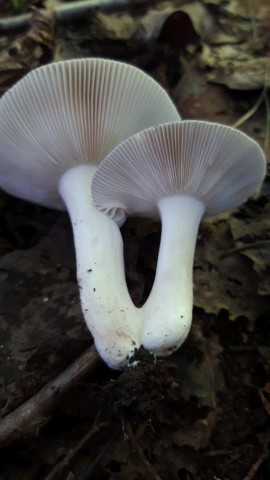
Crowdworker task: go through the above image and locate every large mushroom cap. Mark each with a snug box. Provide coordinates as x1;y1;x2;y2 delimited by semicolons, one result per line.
0;58;180;209
92;121;266;223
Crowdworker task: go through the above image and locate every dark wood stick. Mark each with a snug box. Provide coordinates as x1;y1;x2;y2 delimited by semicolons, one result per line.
43;416;109;480
0;0;155;32
0;345;100;448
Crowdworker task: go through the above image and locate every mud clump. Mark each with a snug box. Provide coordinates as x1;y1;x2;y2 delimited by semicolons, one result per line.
108;347;179;421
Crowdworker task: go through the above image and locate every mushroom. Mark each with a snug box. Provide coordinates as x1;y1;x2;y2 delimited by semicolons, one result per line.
92;120;266;356
0;58;181;368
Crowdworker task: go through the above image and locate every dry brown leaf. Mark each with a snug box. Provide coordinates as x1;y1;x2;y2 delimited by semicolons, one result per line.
171;410;217;450
200;0;270;89
0;217;90;415
194;218;269;324
200;43;270;89
229;196;270;296
0;7;55;92
205;0;269;22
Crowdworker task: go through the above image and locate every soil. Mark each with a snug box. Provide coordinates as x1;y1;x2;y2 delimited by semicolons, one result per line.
0;1;270;479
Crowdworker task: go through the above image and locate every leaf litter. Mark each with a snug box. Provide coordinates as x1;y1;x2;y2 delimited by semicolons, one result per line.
0;1;270;479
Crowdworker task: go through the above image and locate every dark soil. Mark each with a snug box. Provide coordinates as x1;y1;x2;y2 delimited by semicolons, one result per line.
0;1;270;479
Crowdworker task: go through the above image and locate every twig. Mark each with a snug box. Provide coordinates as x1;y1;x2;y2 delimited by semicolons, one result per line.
0;345;100;448
201;342;217;409
263;83;270;152
258;389;270;416
232;89;265;129
0;0;156;32
43;414;109;480
125;422;162;480
77;433;117;480
222;240;270;257
246;0;258;44
232;68;270;154
243;451;266;480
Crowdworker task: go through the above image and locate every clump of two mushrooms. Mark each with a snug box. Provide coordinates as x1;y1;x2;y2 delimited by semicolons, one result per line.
0;59;266;369
92;121;266;357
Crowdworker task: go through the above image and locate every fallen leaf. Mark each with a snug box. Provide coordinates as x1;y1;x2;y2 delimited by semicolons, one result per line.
0;7;55;92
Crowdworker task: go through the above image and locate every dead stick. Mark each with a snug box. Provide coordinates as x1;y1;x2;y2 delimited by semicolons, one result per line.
219;240;270;259
229;240;270;254
243;452;266;480
43;417;109;480
0;0;156;32
126;422;162;480
0;345;100;448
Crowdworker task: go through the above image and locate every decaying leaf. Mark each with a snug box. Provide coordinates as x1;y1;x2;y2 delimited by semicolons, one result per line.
228;188;270;296
0;1;269;478
193;206;270;325
0;216;90;415
200;0;270;89
171;410;217;450
200;43;270;89
0;7;55;92
205;0;269;23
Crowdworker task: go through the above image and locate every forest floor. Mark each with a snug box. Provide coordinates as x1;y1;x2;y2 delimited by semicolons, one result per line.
0;1;269;479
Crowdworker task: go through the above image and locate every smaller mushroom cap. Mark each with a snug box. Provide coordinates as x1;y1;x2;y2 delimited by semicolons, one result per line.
0;58;180;209
92;121;266;223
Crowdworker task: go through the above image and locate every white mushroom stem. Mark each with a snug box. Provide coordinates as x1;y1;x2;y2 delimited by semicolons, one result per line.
59;165;140;369
142;195;205;355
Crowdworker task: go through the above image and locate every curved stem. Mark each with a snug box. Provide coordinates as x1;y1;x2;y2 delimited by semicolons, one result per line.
141;195;205;355
59;165;140;369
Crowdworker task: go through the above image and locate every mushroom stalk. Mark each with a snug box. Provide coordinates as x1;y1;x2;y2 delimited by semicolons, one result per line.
59;165;140;369
91;121;266;359
142;195;205;355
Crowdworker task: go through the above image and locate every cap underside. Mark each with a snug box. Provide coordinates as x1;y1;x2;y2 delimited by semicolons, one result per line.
0;58;180;209
92;121;266;223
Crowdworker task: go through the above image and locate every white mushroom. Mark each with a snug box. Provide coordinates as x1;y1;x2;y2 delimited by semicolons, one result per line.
0;58;181;368
92;120;266;356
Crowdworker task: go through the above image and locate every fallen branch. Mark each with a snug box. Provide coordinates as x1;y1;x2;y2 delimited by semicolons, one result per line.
0;0;156;32
43;414;109;480
243;452;266;480
125;422;162;480
0;345;100;448
227;240;270;256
